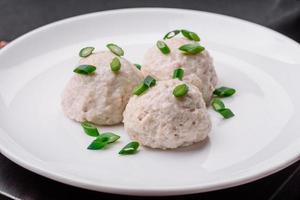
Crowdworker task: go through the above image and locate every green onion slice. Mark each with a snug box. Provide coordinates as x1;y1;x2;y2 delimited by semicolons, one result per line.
119;141;140;155
179;43;205;55
106;43;124;56
73;65;96;75
81;122;99;137
100;132;120;143
181;29;200;41
173;84;189;97
133;82;149;95
213;87;236;97
134;63;142;70
172;68;184;80
87;136;110;150
181;29;193;40
211;98;225;111
156;40;170;54
87;133;120;150
144;75;156;87
163;30;180;39
79;47;94;57
110;57;121;72
218;108;235;119
189;32;200;41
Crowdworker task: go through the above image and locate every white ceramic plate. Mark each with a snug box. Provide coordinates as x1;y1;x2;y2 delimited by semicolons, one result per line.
0;8;300;196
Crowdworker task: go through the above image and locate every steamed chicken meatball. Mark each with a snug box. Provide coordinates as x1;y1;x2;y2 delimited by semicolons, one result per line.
61;51;143;125
123;79;211;149
142;37;218;104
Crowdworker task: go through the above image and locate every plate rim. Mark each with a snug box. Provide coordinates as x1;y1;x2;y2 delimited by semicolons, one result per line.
0;7;300;196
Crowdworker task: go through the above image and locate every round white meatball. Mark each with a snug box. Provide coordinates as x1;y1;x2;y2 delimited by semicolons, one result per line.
123;79;211;149
142;37;218;104
62;51;143;125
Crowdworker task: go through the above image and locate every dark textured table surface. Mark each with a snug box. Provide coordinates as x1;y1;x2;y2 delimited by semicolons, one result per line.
0;0;300;199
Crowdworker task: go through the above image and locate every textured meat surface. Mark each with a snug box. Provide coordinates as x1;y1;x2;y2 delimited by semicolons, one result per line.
123;79;211;149
61;51;143;125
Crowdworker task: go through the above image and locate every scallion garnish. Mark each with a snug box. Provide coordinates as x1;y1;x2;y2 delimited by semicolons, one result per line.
87;136;110;150
79;47;94;57
100;132;120;143
218;108;235;119
211;98;225;111
110;57;121;72
181;29;193;40
181;30;200;41
133;82;149;95
73;65;96;75
134;64;142;70
106;43;124;56
81;122;99;137
144;75;156;87
179;43;205;55
87;132;120;150
189;32;200;41
173;68;184;80
213;87;236;97
156;40;170;54
119;141;140;155
211;95;235;119
173;84;189;97
163;30;180;40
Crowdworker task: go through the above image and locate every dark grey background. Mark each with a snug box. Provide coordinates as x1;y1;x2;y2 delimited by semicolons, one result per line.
0;0;300;199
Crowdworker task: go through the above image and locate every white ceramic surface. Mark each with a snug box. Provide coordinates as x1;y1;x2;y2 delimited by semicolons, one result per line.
0;8;300;196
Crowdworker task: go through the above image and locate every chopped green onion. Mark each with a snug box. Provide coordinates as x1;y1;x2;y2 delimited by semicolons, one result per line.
133;82;149;95
181;30;200;41
211;98;225;111
144;75;156;87
211;97;235;119
106;43;124;56
73;65;96;75
163;30;180;39
79;47;94;57
81;122;99;137
119;141;140;155
172;68;184;80
100;132;120;143
87;136;110;150
134;63;142;70
110;57;121;72
213;87;236;97
189;32;200;41
87;133;120;150
156;40;170;54
173;84;189;97
133;76;156;95
181;29;193;40
179;43;205;55
218;108;235;119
